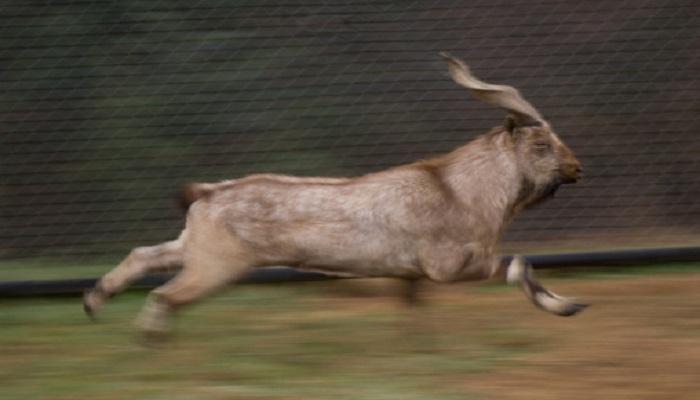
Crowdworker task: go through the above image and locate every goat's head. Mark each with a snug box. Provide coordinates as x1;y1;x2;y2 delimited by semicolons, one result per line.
441;53;582;204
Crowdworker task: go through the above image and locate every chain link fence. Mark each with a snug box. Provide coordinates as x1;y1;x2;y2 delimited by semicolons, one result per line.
2;0;699;273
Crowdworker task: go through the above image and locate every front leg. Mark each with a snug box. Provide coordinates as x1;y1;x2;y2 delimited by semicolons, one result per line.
421;245;588;316
504;255;588;317
420;242;501;283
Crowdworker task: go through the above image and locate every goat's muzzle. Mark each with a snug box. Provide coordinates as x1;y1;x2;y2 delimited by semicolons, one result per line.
559;164;582;184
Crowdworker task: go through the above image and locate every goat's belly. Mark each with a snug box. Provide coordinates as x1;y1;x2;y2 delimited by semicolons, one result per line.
294;258;422;279
290;242;423;279
228;217;424;277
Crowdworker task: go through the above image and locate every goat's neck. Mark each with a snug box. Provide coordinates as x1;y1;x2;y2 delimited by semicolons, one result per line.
439;131;523;235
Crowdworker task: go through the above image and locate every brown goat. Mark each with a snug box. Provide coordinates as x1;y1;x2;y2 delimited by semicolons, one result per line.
84;53;587;337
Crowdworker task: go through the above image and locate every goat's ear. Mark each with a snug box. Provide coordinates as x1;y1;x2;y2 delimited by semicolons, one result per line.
505;115;542;137
441;52;548;128
504;115;517;133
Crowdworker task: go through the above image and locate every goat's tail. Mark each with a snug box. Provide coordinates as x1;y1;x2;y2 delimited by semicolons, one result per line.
178;182;216;211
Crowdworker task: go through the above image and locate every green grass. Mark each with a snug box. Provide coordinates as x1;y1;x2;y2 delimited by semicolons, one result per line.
2;261;699;399
0;283;540;400
0;260;115;281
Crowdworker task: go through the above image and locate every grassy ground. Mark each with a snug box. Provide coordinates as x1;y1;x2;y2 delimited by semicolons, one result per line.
0;260;115;281
1;265;700;400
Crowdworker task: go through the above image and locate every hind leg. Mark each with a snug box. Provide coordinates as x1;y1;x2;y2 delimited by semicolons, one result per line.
83;234;184;319
135;243;254;339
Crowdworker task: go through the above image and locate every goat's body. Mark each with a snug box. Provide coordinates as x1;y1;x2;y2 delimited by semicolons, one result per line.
83;55;588;339
208;175;432;278
193;173;467;279
185;131;515;282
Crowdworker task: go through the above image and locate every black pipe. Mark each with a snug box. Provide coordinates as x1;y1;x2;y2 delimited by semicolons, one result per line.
1;247;698;297
524;246;700;268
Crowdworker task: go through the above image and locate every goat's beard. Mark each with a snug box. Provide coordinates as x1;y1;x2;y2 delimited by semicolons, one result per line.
516;176;562;209
539;179;562;200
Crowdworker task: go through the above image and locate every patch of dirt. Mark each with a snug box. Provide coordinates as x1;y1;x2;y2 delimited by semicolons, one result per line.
440;274;700;400
304;273;700;399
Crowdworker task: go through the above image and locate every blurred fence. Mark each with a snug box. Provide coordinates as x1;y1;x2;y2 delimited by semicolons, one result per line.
2;0;699;270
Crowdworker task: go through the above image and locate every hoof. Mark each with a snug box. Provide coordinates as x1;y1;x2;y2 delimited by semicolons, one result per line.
83;300;96;321
134;296;172;345
534;290;589;317
83;290;104;321
556;301;589;317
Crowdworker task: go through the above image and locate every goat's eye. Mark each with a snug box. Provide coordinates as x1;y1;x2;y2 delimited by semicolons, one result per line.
534;141;551;150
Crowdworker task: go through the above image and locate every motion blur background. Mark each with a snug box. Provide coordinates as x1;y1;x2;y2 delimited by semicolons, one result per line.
1;0;699;267
2;3;700;400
